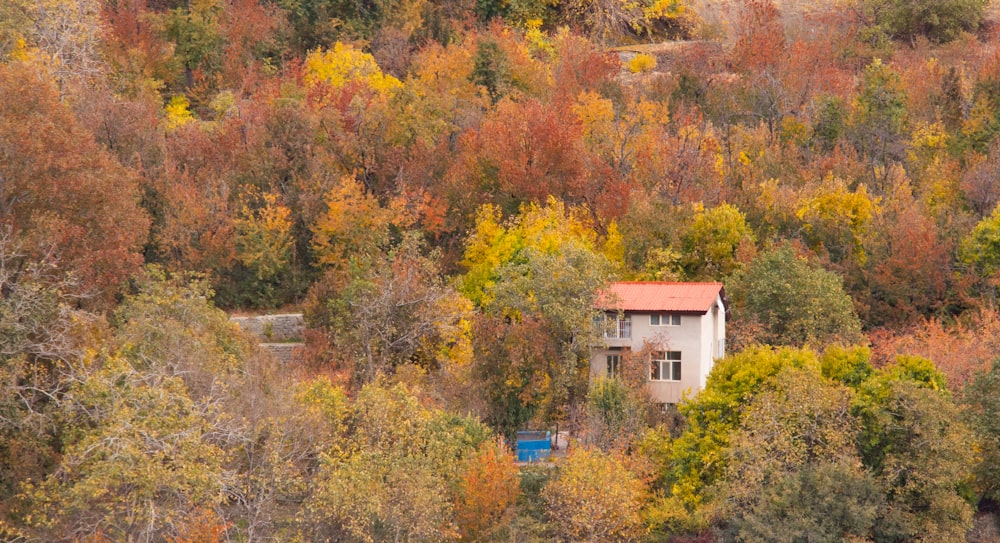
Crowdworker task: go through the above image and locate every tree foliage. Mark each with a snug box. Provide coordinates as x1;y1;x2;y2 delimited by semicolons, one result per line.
304;382;490;543
860;0;988;45
717;368;881;543
660;345;975;541
543;448;647;543
0;61;149;307
727;244;864;349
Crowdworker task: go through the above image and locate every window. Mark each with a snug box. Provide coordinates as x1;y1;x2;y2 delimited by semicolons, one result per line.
606;354;621;377
651;351;682;381
651;313;681;326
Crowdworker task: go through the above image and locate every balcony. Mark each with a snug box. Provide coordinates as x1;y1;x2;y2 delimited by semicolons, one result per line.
602;317;631;340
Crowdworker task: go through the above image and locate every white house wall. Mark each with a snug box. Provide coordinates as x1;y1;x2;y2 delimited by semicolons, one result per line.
590;310;708;404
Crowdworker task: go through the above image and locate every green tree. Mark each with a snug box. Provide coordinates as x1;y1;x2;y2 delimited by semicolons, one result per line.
162;0;224;90
584;376;651;452
958;203;1000;289
472;312;561;439
662;346;821;532
471;38;513;104
717;368;882;543
854;374;975;542
860;0;988;45
965;358;1000;503
850;59;909;191
811;95;847;152
663;346;972;541
727;244;864;349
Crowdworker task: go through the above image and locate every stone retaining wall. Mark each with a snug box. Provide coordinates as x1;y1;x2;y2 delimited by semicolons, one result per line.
260;343;306;364
230;313;305;342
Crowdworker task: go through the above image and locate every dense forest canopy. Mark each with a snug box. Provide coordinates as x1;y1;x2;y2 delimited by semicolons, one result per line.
5;0;1000;540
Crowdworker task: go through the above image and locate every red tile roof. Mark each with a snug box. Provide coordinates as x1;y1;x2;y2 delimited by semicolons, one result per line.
597;282;725;313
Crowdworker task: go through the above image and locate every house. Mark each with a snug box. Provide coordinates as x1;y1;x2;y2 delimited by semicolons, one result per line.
591;282;726;405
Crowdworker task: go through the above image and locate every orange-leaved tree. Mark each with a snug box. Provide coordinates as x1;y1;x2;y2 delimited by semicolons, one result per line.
0;61;149;308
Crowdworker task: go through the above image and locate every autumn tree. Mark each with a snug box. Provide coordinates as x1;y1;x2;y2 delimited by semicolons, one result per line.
462;199;614;429
232;192;295;308
474;314;558;438
0;61;150;308
0;229;94;525
304;382;490;543
453;439;521;542
152;157;238;300
460;98;604;217
542;448;647;543
310;175;405;274
730;0;785;73
308;233;472;386
680;203;755;280
4;0;105;91
961;148;1000;218
111;268;326;542
858;198;951;327
111;266;258;400
795;177;877;266
20;353;227;543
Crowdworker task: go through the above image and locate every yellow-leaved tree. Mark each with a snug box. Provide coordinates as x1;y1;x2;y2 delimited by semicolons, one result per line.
310;175;411;272
304;42;402;95
543;448;648;542
234;191;295;307
796;177;879;266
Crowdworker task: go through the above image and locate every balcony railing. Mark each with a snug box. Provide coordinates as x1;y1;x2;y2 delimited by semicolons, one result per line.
603;318;631;339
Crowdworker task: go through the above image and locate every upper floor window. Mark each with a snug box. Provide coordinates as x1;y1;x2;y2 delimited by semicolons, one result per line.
651;351;682;381
651;313;681;326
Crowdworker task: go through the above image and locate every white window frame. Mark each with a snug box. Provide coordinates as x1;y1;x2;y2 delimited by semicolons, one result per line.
606;354;622;377
650;313;681;326
651;351;682;381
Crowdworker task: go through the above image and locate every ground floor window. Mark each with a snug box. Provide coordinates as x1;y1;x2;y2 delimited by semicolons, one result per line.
651;351;682;381
606;354;621;377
